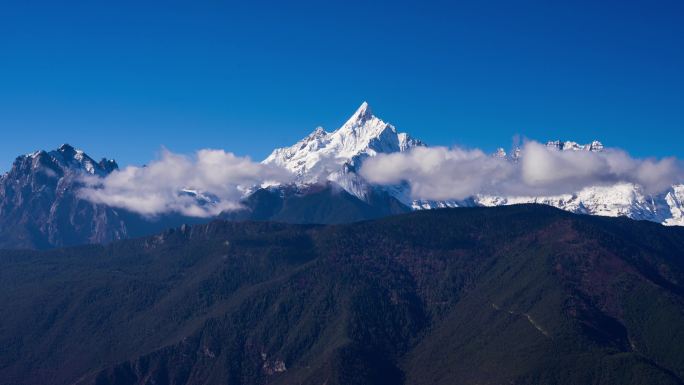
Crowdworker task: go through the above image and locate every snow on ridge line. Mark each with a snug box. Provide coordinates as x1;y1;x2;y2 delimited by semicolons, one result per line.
11;103;684;226
263;102;423;183
261;102;684;226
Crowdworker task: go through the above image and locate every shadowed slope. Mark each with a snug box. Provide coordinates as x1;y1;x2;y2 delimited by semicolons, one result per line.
1;205;683;385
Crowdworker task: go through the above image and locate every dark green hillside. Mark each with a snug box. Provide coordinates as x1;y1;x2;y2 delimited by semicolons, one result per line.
220;184;410;224
1;205;683;385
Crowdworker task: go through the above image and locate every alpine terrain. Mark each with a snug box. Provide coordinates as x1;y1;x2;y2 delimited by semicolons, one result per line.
1;102;683;249
262;102;684;226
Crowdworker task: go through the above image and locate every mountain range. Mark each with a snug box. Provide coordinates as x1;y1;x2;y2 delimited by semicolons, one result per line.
1;102;683;249
1;205;684;385
262;102;684;224
2;104;684;385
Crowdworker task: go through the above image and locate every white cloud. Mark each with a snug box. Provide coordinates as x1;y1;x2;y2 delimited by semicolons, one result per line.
359;146;516;200
360;141;683;200
79;149;292;217
78;141;683;217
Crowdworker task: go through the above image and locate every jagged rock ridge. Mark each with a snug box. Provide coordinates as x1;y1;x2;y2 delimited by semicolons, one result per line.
0;145;205;249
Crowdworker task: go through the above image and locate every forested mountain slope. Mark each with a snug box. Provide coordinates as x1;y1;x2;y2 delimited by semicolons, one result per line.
1;205;683;385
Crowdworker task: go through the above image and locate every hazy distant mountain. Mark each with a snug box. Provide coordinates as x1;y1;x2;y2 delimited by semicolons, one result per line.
1;205;683;385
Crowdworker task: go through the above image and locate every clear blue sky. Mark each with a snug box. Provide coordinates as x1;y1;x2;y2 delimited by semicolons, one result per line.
1;0;682;170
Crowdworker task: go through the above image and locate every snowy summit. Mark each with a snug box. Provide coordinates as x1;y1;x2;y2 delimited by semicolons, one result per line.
264;102;684;226
263;102;423;187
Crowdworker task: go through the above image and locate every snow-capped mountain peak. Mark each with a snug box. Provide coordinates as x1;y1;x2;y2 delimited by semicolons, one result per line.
347;100;373;124
19;144;119;178
49;144;118;176
546;140;604;152
263;102;423;183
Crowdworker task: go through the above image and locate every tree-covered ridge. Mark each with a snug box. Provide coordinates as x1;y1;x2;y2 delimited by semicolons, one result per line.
1;204;683;385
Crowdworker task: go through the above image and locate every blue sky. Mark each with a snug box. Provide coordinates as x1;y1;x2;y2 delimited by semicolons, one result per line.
1;0;682;170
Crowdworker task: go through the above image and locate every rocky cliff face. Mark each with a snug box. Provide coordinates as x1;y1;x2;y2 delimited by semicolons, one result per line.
0;144;206;249
0;144;128;248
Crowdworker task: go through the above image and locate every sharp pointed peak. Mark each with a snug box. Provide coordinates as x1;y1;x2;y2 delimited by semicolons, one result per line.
348;101;374;123
58;143;75;152
53;144;80;161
